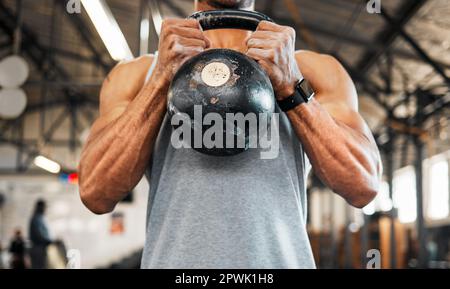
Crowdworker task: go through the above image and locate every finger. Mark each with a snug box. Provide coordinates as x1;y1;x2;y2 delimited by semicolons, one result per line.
246;48;276;63
180;19;201;28
162;18;200;28
162;26;211;48
204;36;211;48
245;31;279;42
256;59;274;75
178;48;204;66
247;38;279;49
175;36;209;48
167;26;208;40
256;21;285;32
172;44;205;55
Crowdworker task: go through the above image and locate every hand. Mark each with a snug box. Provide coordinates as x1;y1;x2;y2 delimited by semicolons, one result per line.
154;18;211;85
246;21;302;100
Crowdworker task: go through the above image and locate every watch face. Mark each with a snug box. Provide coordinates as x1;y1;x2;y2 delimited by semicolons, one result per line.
298;80;315;101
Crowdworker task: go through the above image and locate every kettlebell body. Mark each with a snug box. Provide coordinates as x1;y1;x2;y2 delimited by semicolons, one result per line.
167;10;275;156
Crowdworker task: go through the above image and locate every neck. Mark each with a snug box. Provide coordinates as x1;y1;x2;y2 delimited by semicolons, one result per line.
204;30;250;53
195;2;253;53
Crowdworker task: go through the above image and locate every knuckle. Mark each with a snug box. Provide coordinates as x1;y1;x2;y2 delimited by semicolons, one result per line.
260;20;272;28
186;19;199;25
172;43;183;54
285;26;295;34
165;26;175;35
288;27;296;39
255;31;265;38
162;18;174;27
275;45;282;53
167;35;180;47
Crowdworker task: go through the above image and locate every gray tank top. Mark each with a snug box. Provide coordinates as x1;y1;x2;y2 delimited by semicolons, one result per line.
141;53;315;268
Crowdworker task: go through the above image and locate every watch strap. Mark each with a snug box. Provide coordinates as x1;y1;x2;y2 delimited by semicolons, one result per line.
277;78;314;112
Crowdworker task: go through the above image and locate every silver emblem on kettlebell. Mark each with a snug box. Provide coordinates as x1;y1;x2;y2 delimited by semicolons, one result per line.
201;62;231;87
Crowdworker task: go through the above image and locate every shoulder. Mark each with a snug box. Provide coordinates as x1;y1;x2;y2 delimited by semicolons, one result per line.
294;50;357;108
294;50;350;84
99;54;156;114
295;50;340;63
105;54;155;85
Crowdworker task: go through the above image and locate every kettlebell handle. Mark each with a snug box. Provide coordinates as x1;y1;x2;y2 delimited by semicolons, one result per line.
189;10;273;31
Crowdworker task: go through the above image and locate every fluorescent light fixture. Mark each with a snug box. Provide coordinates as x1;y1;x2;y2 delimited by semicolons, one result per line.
34;155;61;174
140;18;150;56
148;0;163;37
81;0;133;61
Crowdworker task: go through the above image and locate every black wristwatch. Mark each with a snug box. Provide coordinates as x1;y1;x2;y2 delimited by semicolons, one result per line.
277;78;315;112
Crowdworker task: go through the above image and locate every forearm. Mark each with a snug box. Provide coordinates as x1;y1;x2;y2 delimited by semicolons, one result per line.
287;99;381;208
79;78;168;214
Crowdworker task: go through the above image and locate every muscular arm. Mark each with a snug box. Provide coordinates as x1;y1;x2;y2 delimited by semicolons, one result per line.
246;21;381;208
288;51;382;208
78;56;168;214
79;18;210;214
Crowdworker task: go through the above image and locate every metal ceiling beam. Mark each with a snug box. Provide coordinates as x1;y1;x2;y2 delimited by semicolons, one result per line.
51;47;105;64
269;14;450;70
0;2;94;101
0;38;10;49
55;0;113;73
25;81;102;88
153;0;450;70
423;92;450;120
334;54;390;110
381;8;450;86
356;0;428;76
160;0;185;17
0;1;91;170
263;0;276;15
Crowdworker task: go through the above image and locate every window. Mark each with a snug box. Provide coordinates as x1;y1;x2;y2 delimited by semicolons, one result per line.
393;166;417;223
427;158;449;220
363;181;392;215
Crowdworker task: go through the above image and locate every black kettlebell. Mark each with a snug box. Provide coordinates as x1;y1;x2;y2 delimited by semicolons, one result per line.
167;10;275;156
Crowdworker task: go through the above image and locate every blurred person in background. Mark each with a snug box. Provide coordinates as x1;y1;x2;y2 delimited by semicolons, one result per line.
29;199;52;269
0;243;5;269
8;229;28;269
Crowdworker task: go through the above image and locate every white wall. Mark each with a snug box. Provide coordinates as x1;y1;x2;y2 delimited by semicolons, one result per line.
0;175;149;269
309;189;348;233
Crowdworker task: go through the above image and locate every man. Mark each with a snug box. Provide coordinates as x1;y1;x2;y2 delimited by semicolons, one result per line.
79;0;382;268
29;199;52;269
9;229;28;269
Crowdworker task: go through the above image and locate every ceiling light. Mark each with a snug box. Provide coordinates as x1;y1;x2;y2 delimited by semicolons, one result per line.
81;0;133;61
34;155;61;174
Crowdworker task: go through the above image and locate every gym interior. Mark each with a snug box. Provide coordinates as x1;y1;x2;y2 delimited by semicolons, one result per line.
0;0;449;269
